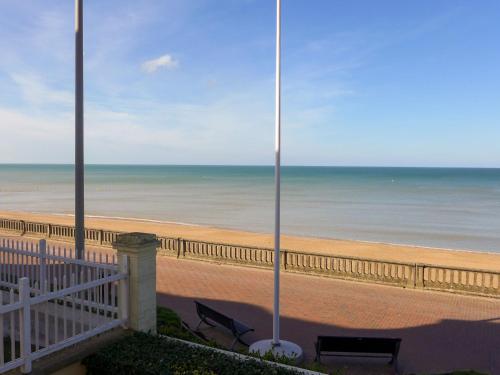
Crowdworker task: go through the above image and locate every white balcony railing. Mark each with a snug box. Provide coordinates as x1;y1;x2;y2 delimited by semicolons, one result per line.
0;238;128;374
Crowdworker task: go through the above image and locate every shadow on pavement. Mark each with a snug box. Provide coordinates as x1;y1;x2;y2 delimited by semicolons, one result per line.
157;292;499;375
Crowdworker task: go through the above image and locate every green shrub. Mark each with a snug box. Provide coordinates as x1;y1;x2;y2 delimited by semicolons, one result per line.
3;337;19;361
418;371;488;375
244;347;334;373
156;306;200;342
439;372;488;375
83;332;301;375
246;349;297;366
156;306;220;347
157;306;183;328
301;361;332;374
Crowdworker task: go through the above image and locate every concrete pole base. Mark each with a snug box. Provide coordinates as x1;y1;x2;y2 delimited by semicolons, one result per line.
249;339;303;364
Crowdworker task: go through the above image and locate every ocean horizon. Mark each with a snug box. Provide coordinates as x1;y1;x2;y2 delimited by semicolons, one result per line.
1;164;499;253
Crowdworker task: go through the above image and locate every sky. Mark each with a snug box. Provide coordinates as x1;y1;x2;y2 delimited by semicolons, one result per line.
0;0;499;167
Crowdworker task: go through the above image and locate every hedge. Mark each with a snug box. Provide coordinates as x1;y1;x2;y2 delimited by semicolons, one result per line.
82;332;301;375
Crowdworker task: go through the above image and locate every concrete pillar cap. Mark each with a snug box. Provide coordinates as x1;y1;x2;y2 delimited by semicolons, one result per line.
113;232;160;249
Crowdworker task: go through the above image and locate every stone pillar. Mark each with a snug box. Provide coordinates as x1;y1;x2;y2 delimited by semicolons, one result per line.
20;220;26;236
113;232;159;333
414;263;425;288
177;238;182;258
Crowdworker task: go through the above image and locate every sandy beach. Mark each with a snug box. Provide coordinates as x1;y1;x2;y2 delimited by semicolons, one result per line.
0;210;499;272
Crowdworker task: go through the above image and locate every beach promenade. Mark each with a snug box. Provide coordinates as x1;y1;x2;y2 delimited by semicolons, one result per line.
1;211;500;271
2;212;499;301
156;256;500;374
0;233;498;373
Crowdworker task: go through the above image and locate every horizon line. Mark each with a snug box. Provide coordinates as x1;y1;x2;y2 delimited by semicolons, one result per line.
0;163;499;169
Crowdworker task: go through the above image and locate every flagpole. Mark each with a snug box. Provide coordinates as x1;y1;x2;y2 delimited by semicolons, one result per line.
75;0;85;259
273;0;282;347
249;0;302;361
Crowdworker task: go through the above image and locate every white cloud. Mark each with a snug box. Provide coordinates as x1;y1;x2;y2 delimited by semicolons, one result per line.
10;73;72;107
0;81;274;164
0;107;73;163
141;54;178;73
82;94;274;164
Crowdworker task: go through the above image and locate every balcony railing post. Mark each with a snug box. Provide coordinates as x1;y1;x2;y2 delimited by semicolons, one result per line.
19;277;32;373
39;239;47;293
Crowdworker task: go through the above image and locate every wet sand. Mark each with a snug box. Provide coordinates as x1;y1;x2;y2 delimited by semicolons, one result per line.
0;210;499;271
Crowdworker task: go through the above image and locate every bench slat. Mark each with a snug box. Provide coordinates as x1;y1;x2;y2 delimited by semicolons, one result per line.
194;301;254;345
318;336;400;355
316;335;401;372
196;301;234;330
232;319;253;335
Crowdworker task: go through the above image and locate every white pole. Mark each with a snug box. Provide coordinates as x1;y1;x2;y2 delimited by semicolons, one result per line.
273;0;281;347
249;2;302;360
75;0;85;259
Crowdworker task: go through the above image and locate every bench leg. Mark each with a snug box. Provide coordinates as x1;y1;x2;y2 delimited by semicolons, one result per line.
314;342;321;363
236;335;250;347
196;317;216;331
387;354;399;374
393;357;399;375
230;334;249;350
230;337;239;351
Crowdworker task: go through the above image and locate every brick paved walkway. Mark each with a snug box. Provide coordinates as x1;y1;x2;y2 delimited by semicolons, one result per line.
156;256;500;375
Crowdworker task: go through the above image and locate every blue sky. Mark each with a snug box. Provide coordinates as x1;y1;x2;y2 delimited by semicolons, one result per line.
0;0;499;167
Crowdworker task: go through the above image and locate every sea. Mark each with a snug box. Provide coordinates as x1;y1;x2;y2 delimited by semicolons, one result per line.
0;164;499;253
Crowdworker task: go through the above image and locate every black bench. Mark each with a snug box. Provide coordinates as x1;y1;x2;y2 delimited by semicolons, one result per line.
194;301;254;350
315;336;401;371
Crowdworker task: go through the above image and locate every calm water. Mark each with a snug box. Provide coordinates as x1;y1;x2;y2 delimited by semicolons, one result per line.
0;164;499;252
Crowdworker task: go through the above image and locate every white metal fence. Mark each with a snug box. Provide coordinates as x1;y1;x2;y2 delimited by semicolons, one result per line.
0;238;128;373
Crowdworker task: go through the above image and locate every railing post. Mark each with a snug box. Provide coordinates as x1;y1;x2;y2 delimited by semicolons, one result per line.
113;233;159;333
19;277;32;373
415;263;425;288
99;229;104;245
177;238;182;258
39;239;47;293
47;224;52;238
405;264;415;288
20;220;26;236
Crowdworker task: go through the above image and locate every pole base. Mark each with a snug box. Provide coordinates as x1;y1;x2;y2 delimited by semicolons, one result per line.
249;339;303;364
